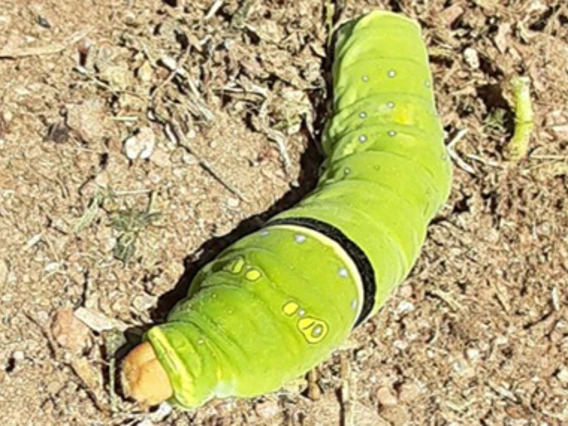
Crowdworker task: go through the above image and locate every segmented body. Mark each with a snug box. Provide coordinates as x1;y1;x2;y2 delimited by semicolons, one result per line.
146;11;452;409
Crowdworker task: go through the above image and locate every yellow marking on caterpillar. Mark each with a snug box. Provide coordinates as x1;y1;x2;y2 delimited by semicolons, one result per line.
283;301;299;316
392;105;415;126
225;256;245;274
245;269;261;281
298;317;328;344
271;224;364;325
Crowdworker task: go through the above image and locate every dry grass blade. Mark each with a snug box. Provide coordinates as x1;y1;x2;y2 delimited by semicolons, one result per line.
163;119;249;201
447;128;476;175
0;29;91;59
74;192;105;233
102;329;128;413
205;0;225;20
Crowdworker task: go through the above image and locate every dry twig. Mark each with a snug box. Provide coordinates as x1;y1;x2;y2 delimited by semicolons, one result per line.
339;352;355;426
447;128;476;175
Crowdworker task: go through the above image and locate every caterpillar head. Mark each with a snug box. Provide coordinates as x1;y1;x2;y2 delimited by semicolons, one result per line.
122;341;173;406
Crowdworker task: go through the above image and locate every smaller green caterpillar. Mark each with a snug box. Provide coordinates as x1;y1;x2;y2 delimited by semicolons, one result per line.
137;10;452;409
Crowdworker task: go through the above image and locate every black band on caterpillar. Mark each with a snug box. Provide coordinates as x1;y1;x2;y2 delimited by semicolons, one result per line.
266;217;376;327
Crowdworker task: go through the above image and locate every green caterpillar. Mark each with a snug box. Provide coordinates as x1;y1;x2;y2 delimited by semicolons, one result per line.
143;10;452;409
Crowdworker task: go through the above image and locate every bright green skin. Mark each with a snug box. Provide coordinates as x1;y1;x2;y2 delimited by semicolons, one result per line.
145;11;452;409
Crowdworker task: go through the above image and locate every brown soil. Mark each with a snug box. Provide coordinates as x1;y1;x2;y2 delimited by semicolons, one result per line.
1;1;567;425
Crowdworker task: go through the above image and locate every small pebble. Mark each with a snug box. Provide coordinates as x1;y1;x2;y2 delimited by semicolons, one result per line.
37;16;51;28
66;100;108;145
74;307;127;332
463;47;480;69
396;300;415;314
466;347;480;360
226;197;240;208
398;285;413;298
151;402;173;421
150;148;171;168
99;65;132;91
132;293;157;312
398;382;420;402
255;400;280;419
137;61;154;83
452;357;475;378
123;127;155;160
557;366;568;384
376;386;398;406
393;340;408;351
12;350;25;361
51;309;92;354
159;55;188;77
379;406;409;426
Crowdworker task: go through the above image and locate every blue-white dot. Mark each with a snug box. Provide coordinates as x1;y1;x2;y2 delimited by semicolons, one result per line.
387;102;395;109
338;267;348;278
387;70;396;78
362;75;369;82
351;300;358;311
359;135;367;143
295;234;306;243
388;130;397;137
359;111;367;119
344;168;351;175
259;230;269;236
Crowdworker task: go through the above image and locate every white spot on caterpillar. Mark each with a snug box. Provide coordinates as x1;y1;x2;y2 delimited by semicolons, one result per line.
298;309;306;317
387;102;395;109
351;299;358;310
197;339;204;345
343;168;351;175
361;75;369;82
388;130;397;137
259;230;269;236
359;111;367;119
358;135;367;143
295;234;306;243
387;70;396;78
338;267;348;278
441;153;448;161
312;325;323;337
425;80;432;88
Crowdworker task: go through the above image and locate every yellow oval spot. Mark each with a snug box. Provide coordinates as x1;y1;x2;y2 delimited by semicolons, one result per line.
225;256;245;274
297;317;328;344
245;269;261;281
283;302;299;316
392;105;417;127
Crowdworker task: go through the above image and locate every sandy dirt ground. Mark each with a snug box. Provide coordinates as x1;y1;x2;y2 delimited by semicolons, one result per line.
0;0;567;425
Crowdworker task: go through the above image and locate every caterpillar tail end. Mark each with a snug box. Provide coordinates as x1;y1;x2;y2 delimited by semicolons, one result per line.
122;341;173;406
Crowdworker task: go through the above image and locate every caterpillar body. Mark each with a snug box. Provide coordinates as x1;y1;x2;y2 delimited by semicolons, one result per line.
123;10;452;409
